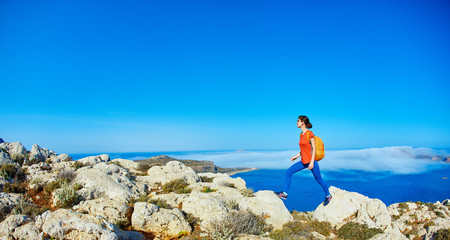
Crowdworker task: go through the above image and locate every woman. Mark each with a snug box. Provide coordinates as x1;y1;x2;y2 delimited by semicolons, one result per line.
276;115;332;206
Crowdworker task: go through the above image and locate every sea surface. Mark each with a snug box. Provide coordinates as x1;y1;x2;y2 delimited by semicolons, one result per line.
70;147;450;212
234;167;450;212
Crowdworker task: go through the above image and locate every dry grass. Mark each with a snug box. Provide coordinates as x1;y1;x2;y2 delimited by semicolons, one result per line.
209;210;270;239
240;188;255;197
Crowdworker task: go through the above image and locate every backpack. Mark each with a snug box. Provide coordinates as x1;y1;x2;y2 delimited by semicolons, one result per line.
307;131;325;161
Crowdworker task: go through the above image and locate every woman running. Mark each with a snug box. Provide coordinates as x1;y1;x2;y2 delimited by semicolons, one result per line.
276;115;332;206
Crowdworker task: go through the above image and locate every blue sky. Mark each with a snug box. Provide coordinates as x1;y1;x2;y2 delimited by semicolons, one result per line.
1;0;449;153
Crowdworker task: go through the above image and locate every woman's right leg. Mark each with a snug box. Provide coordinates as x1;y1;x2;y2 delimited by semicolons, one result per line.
283;161;306;194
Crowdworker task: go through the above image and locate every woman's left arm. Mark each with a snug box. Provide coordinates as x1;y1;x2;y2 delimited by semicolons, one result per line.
309;137;316;170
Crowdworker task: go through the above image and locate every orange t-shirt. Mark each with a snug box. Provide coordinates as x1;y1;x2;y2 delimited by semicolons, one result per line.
299;130;315;164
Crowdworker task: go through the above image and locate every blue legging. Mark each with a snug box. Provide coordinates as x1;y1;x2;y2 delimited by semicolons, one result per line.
283;161;330;196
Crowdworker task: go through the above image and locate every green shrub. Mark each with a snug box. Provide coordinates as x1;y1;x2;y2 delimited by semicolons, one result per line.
200;176;214;183
113;219;131;229
184;212;199;229
202;186;217;193
3;182;27;194
54;181;82;208
435;211;446;218
269;228;307;240
398;202;409;211
148;198;171;209
57;169;76;183
28;158;41;165
127;195;150;206
240;188;255;197
278;217;332;237
44;179;67;194
13;199;48;219
416;201;437;211
162;179;192;194
31;177;43;184
424;221;436;229
433;228;450;240
11;154;27;165
72;161;84;170
0;164;19;180
404;226;420;239
337;222;383;240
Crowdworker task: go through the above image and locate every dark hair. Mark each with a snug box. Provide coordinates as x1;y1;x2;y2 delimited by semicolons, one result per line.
298;115;312;129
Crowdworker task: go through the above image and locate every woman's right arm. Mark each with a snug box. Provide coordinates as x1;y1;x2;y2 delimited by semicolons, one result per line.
291;152;301;161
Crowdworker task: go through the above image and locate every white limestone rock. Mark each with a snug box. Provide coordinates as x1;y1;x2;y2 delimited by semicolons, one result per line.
199;172;247;190
0;151;14;166
74;162;145;202
145;161;200;185
0;142;27;157
35;209;144;240
181;192;229;230
152;193;189;209
73;198;132;225
49;153;72;163
0;215;32;237
29;144;54;161
131;202;192;235
238;190;293;230
425;217;450;239
111;159;142;175
312;186;391;229
0;193;22;215
12;222;42;240
370;226;407;240
77;154;110;166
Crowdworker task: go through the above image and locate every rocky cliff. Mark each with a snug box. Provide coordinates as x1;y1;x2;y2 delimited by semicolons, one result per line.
0;141;449;240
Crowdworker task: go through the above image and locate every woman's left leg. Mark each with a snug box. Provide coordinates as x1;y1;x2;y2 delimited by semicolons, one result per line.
310;161;331;196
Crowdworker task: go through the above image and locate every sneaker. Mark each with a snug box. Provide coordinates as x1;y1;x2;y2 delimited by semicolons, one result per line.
276;191;288;200
324;195;332;206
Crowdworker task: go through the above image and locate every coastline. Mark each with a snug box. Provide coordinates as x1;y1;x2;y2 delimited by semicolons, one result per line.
228;167;258;176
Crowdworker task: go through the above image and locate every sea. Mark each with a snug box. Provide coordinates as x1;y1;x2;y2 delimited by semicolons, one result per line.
70;146;450;212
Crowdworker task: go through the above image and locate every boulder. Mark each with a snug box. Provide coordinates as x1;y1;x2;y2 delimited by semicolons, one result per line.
0;151;14;166
12;222;43;240
0;214;32;237
181;192;229;230
73;198;132;226
0;193;22;216
24;163;56;186
74;162;145;202
111;159;141;175
199;172;247;190
35;209;144;240
312;186;391;229
145;161;200;185
131;202;192;235
49;153;72;163
77;154;110;166
424;217;450;240
370;226;407;240
0;142;27;156
238;190;293;230
28;144;54;161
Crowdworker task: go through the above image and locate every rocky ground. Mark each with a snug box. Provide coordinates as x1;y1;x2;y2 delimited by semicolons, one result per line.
0;141;449;240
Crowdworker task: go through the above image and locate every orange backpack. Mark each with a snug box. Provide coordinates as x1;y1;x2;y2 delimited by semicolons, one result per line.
307;131;325;161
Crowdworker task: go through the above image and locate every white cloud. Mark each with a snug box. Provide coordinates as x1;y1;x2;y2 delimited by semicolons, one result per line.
169;146;448;174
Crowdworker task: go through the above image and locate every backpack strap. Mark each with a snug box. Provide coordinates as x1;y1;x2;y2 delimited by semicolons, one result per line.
306;130;311;143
